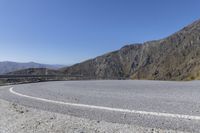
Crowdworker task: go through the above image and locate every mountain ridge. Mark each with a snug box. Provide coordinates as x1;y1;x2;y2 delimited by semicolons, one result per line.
6;19;200;80
60;19;200;80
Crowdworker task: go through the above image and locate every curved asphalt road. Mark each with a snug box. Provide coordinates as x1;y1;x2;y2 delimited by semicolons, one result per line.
1;80;200;132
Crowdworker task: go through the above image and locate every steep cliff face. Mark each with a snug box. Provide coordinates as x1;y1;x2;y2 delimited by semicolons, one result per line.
61;19;200;80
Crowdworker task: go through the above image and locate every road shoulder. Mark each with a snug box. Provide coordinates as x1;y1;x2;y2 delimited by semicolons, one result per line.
0;99;187;133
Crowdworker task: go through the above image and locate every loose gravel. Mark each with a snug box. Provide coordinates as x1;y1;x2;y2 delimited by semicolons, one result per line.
0;99;187;133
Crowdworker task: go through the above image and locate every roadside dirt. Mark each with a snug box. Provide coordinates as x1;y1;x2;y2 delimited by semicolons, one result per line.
0;99;186;133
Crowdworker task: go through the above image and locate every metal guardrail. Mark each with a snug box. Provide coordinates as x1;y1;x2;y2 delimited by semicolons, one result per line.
0;75;83;79
0;75;127;80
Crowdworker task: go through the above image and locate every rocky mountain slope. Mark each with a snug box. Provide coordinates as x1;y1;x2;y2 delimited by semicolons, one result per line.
61;19;200;80
0;61;64;75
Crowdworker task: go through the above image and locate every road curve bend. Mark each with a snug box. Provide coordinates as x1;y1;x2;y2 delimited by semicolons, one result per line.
1;80;200;132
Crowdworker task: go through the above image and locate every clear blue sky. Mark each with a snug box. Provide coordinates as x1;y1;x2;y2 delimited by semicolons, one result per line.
0;0;199;65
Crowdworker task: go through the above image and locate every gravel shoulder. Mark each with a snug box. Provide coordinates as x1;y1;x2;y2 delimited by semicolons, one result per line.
0;99;187;133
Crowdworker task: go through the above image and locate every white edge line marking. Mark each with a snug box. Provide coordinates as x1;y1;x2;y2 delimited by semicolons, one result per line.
9;87;200;120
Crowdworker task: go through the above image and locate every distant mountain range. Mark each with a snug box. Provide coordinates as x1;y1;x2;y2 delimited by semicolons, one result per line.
0;61;65;74
6;19;200;80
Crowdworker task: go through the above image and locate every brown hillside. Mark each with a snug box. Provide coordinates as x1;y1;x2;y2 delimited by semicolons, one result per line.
61;19;200;80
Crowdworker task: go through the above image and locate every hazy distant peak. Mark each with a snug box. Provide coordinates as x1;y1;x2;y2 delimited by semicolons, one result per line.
0;61;66;74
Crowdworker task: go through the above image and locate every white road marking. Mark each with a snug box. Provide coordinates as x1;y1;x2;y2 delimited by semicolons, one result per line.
9;87;200;120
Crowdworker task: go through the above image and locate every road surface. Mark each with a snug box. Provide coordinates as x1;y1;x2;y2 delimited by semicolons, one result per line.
1;80;200;132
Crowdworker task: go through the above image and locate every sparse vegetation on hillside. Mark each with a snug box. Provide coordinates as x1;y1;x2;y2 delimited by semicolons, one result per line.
61;19;200;81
